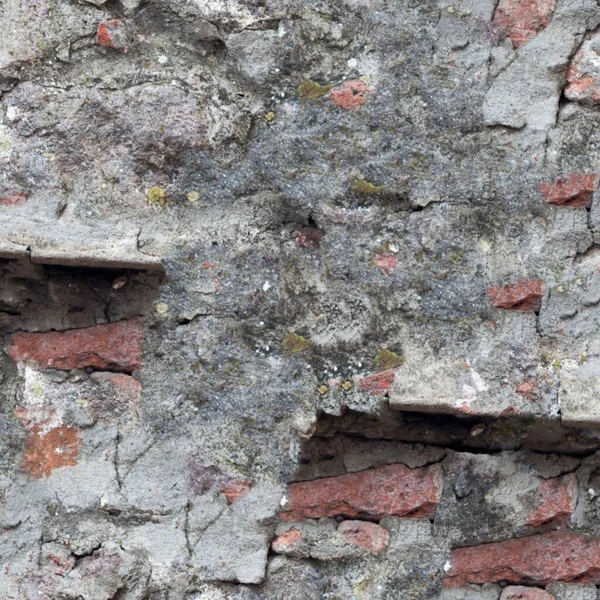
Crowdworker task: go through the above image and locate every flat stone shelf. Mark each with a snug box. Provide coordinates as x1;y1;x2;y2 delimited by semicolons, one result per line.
0;220;163;271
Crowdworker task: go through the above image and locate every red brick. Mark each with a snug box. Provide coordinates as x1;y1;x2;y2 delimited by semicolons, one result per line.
221;480;252;504
271;529;305;555
22;425;82;478
444;531;600;587
565;34;600;105
488;279;543;311
493;0;556;48
566;74;600;104
358;370;394;396
0;191;28;206
500;587;555;600
330;80;373;111
7;318;144;372
527;473;578;528
374;254;398;273
540;174;597;207
281;463;443;521
97;20;128;51
337;520;390;553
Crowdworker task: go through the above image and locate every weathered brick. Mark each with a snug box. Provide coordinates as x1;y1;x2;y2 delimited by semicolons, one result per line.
271;529;306;556
527;473;578;528
374;254;398;273
281;463;443;521
545;582;598;599
445;531;600;587
488;279;543;311
337;520;389;552
565;33;600;105
540;174;597;207
358;370;395;396
493;0;556;48
500;587;555;600
0;191;28;206
7;318;144;372
330;80;373;111
22;425;82;478
96;20;128;51
221;480;253;504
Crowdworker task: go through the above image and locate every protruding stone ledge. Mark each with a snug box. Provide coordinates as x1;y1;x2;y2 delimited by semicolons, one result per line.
28;245;163;271
0;239;29;260
0;220;163;271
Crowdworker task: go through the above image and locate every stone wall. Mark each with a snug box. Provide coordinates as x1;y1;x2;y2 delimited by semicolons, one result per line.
4;0;600;598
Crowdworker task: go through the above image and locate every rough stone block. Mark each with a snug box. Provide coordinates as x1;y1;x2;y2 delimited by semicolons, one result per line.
545;582;599;600
440;585;502;600
559;359;600;427
500;587;555;600
190;484;282;584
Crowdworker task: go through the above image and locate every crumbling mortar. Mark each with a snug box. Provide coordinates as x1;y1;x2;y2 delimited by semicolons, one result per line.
184;500;192;558
114;430;123;491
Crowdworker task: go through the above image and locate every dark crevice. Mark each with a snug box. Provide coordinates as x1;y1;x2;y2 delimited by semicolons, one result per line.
307;406;600;457
0;260;162;337
72;542;102;562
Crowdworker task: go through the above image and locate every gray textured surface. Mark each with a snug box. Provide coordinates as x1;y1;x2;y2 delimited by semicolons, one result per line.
4;0;600;597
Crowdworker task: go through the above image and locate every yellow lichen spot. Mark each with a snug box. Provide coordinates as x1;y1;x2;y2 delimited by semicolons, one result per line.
297;79;333;101
479;239;491;253
375;348;405;371
76;398;89;407
341;380;353;391
155;301;169;315
317;385;329;395
282;333;311;354
352;179;385;195
31;384;43;399
353;577;371;598
264;112;276;122
147;186;167;206
0;137;11;157
187;191;200;203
